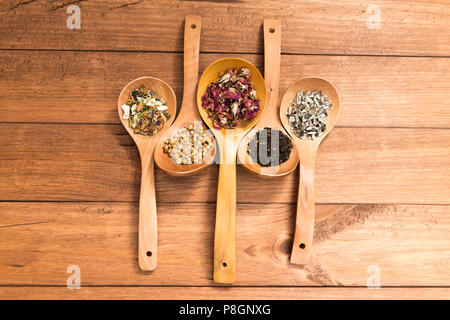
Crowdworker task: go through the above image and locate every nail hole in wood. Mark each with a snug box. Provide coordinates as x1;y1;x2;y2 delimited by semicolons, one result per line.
269;28;275;33
222;262;227;267
146;251;152;257
191;24;197;29
299;243;305;249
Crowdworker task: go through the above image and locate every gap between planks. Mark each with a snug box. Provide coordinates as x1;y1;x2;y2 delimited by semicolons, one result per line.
1;201;450;206
0;286;449;300
0;48;449;59
1;123;450;130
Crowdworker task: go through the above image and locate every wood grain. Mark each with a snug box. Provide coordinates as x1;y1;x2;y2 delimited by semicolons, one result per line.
0;51;448;128
0;1;449;56
196;57;268;284
0;124;448;204
1;286;449;300
1;0;449;299
314;204;450;286
0;202;449;286
154;15;217;176
237;19;300;178
279;77;341;265
117;76;177;271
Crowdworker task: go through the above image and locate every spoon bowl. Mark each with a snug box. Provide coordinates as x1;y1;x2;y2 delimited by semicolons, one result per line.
237;132;299;177
154;15;217;176
197;58;267;133
197;58;267;283
280;77;340;147
279;76;340;265
118;76;176;271
154;120;216;176
118;77;177;141
237;19;299;178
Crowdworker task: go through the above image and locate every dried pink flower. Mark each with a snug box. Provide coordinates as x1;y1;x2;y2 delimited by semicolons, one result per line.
201;68;260;129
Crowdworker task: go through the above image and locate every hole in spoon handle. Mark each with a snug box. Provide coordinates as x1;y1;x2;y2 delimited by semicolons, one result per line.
291;150;316;265
290;195;315;264
214;153;237;283
139;212;158;271
138;154;158;271
138;218;158;271
182;15;202;117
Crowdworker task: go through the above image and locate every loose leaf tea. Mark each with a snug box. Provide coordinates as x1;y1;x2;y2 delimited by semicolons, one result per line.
163;123;214;165
247;127;293;167
286;90;332;139
201;68;260;129
121;88;171;136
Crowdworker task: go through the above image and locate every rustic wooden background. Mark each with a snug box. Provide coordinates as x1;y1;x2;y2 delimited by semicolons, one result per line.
0;0;449;299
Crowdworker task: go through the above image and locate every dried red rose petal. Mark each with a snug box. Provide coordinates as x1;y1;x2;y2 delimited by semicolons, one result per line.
201;68;260;129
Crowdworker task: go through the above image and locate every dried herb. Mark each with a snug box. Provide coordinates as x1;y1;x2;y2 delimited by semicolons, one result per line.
201;68;260;129
162;122;214;165
247;127;293;167
121;88;171;136
286;90;332;139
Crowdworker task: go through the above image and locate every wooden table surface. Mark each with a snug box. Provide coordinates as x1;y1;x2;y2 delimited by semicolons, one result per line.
0;0;449;300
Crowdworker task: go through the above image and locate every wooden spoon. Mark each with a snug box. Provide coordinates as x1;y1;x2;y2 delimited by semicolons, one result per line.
118;77;176;271
237;19;299;177
279;77;340;265
197;58;267;283
155;16;216;176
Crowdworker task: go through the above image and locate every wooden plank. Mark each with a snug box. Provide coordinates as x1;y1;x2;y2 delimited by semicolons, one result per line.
0;51;449;128
0;124;449;204
314;204;450;286
0;202;449;286
0;1;449;56
1;286;449;300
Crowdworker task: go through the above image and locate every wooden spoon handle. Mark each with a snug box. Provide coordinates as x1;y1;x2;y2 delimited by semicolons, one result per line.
291;146;317;265
263;19;281;120
214;140;238;283
179;15;202;119
138;151;158;271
